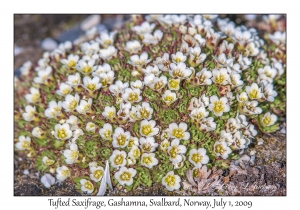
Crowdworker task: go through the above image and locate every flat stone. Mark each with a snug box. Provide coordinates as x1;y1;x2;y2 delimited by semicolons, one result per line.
80;15;101;31
56;25;84;43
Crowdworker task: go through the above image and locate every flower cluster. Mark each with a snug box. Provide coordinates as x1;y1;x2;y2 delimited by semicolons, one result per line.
14;14;285;194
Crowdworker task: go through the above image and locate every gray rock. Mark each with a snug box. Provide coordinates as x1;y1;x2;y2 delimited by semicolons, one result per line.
14;46;23;56
41;173;55;188
80;15;101;31
56;25;84;43
41;38;58;51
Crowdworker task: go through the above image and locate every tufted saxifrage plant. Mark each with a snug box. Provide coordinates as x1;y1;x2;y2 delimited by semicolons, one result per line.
14;14;286;194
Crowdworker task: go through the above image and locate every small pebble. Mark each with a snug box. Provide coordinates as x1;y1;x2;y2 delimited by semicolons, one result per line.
18;157;23;161
23;169;29;175
41;38;58;51
81;15;101;31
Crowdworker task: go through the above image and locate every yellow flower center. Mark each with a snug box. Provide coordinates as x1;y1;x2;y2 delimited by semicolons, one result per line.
120;172;131;181
32;93;39;102
128;139;135;148
117;134;126;146
71;150;79;160
262;116;272;126
191;153;202;164
94;170;103;180
172;69;185;78
132;149;140;158
104;40;111;45
169;79;179;89
172;128;185;139
22;141;30;149
128;92;138;103
215;144;225;154
161;141;169;148
169;146;178;158
154;81;164;90
197;74;206;84
164;95;175;104
215;74;225;83
57;128;67;139
67;60;76;68
82;66;92;74
84;181;94;191
69;100;77;110
103;130;111;139
142;143;152;153
139;107;150;119
193;111;204;120
107;111;115;119
249;89;259;99
141;124;153;136
213;101;225;113
45;158;55;165
82;104;91;113
165;175;176;186
62;88;71;95
114;154;124;165
142;156;153;165
100;78;109;87
61;169;70;177
86;83;96;91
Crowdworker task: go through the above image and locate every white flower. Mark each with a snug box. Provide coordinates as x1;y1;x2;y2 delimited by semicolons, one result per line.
54;123;72;140
109;80;128;96
130;80;144;90
225;118;241;133
170;15;187;26
154;53;170;71
142;65;161;76
25;87;40;103
76;59;95;75
269;31;286;45
180;41;190;55
127;137;139;148
140;120;159;137
245;42;259;56
258;66;277;83
141;153;159;168
128;145;141;159
238;55;252;70
148;75;167;91
72;128;84;141
80;179;94;194
62;94;80;112
86;122;96;132
194;34;206;47
213;141;232;159
237;92;249;104
139;137;158;153
117;102;131;121
99;123;113;141
98;31;116;47
212;68;230;85
112;127;130;148
190;107;209;121
169;62;192;79
125;40;142;54
234;30;252;45
133;21;155;35
122;88;142;104
168;139;187;163
66;115;79;130
220;130;234;146
230;73;244;87
90;166;104;182
41;174;55;188
241;101;262;115
22;105;36;121
66;73;81;87
200;94;210;107
199;117;216;131
272;61;284;76
82;76;102;92
236;114;249;128
188;148;209;167
162;171;181;191
98;71;115;87
167;78;181;90
63;143;79;164
81;42;99;56
15;136;31;150
92;63;112;77
195;68;212;85
189;47;207;65
144;74;155;86
208;96;230;116
76;98;92;114
56;83;73;96
99;46;118;60
20;61;32;76
260;112;278;127
61;54;79;68
136;102;153;120
128;52;151;67
110;150;127;168
32;127;43;138
102;106;116;120
44;101;62;118
114;167;137;186
171;52;187;63
42;156;55;166
243;124;258;138
168;122;190;140
162;90;177;105
262;83;278;102
56;165;70;181
160;139;170;152
142;30;163;45
33;66;52;84
232;131;247;150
